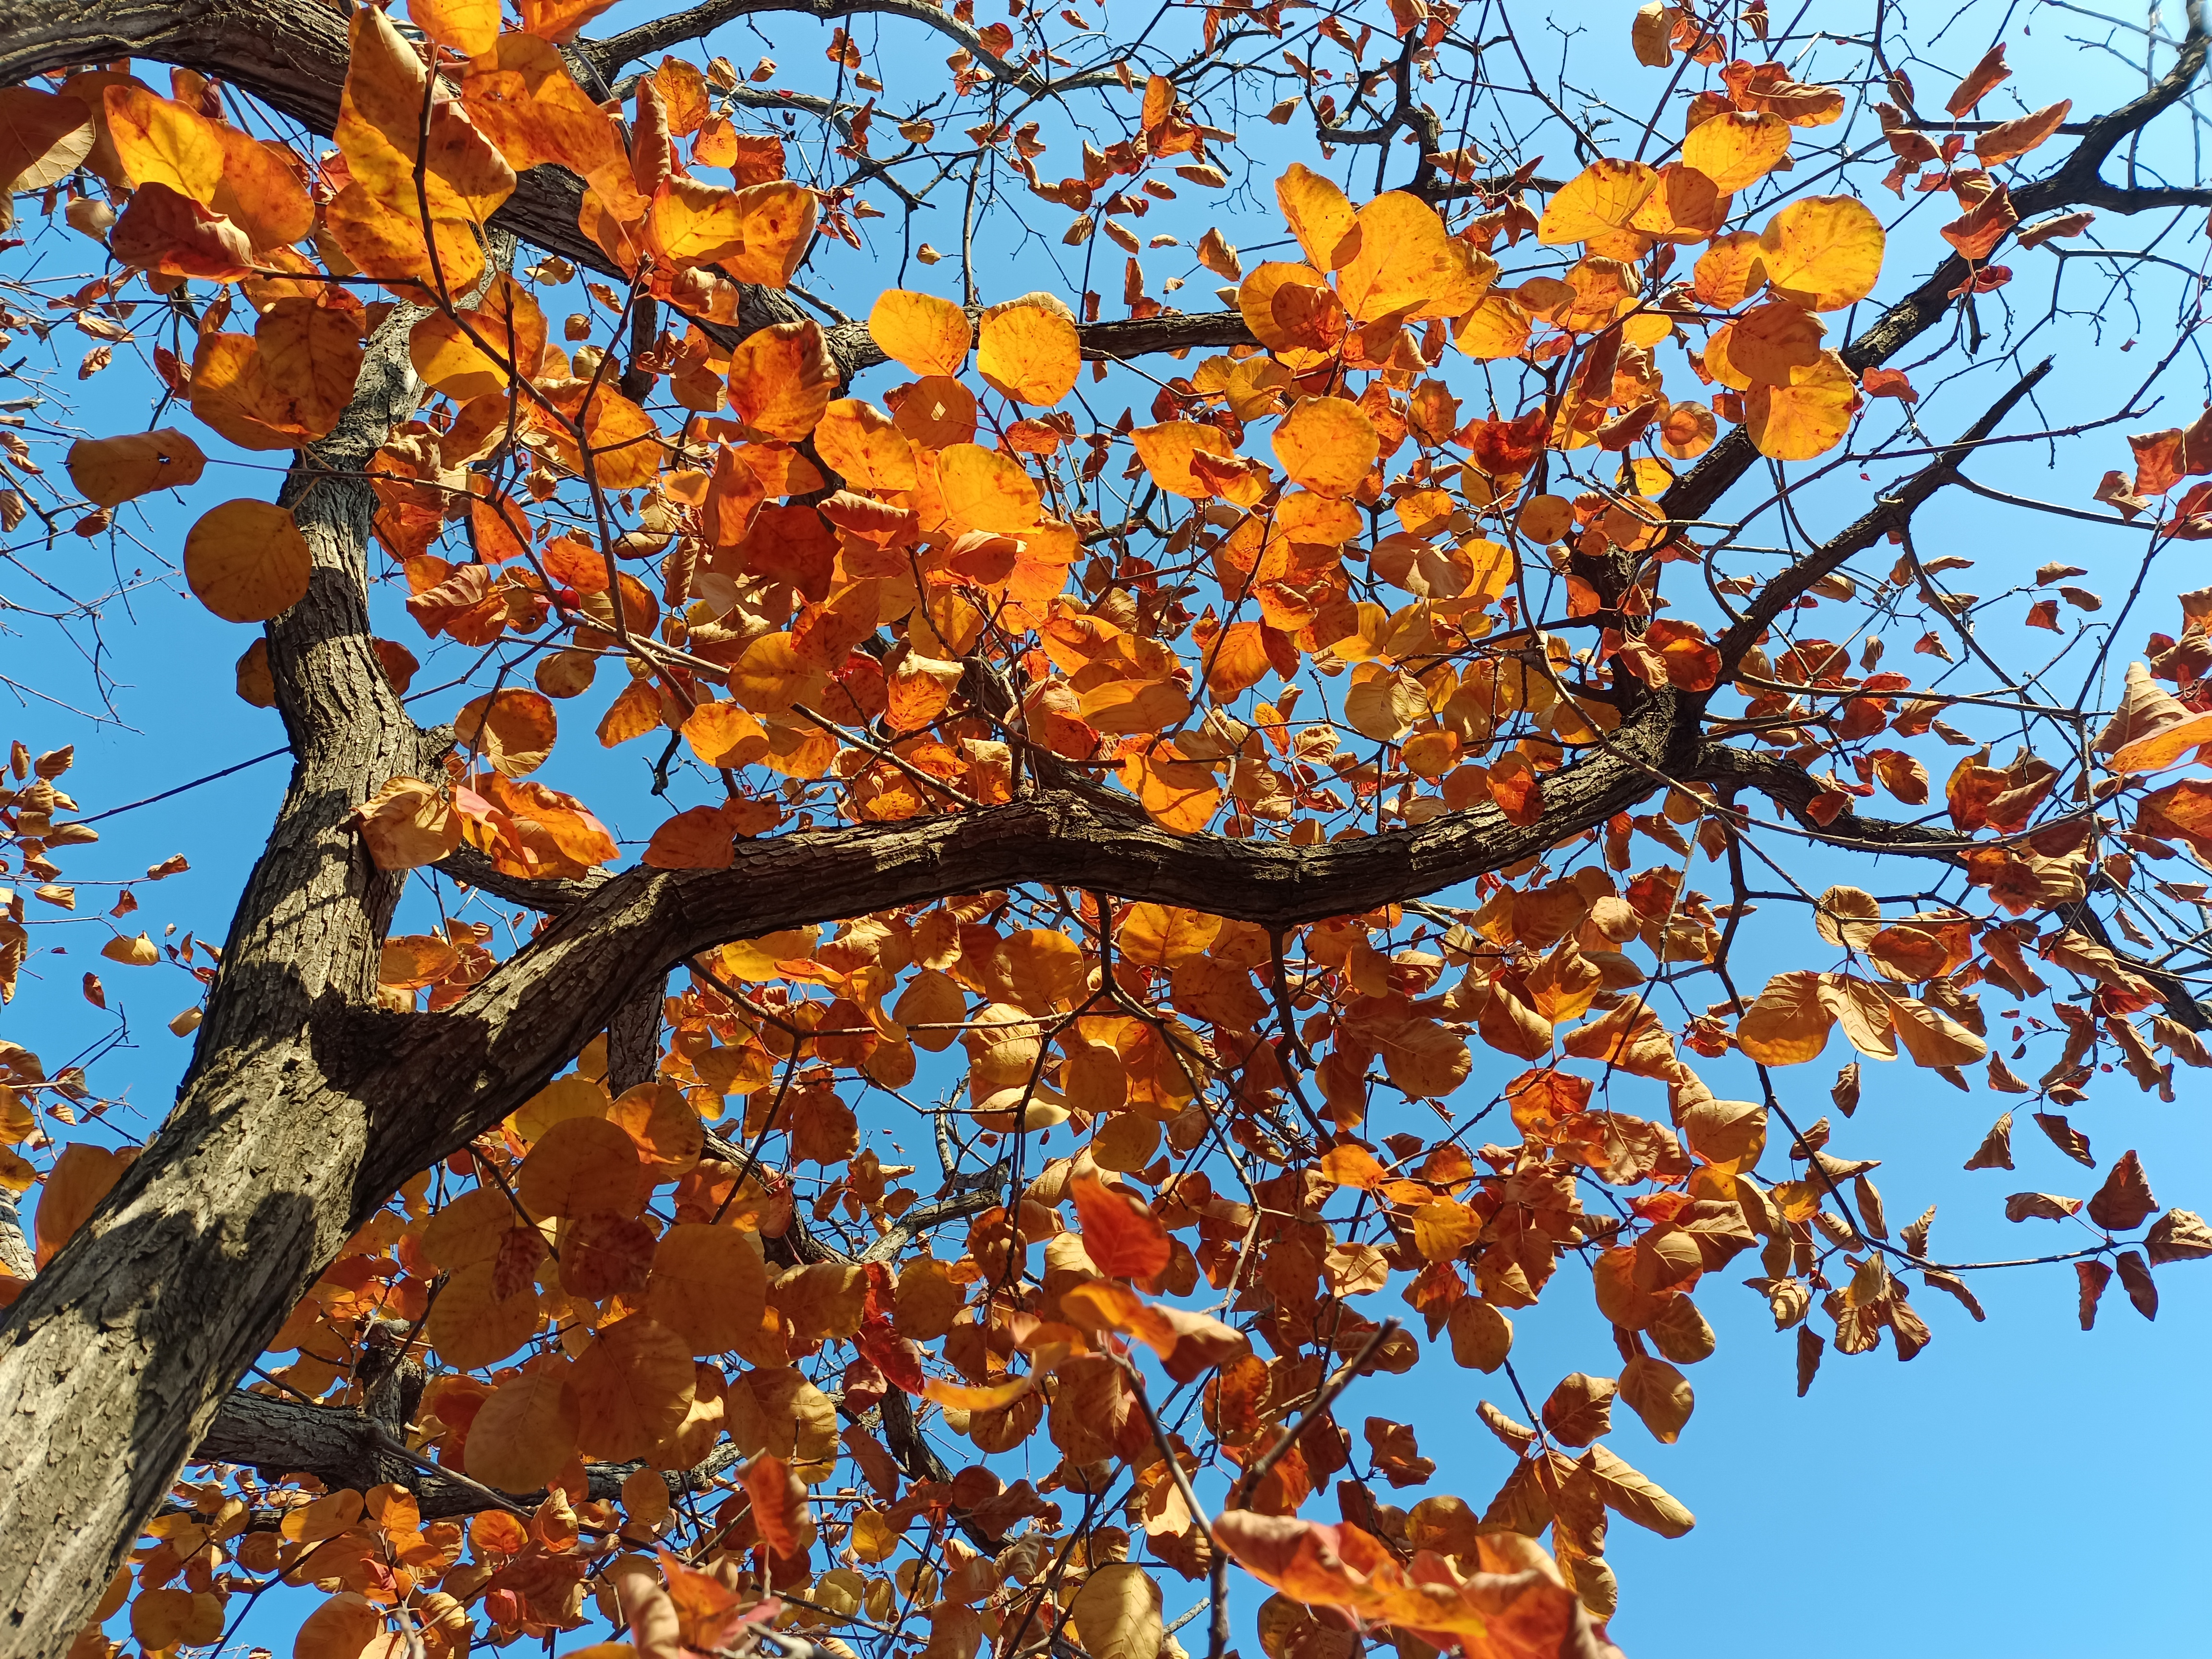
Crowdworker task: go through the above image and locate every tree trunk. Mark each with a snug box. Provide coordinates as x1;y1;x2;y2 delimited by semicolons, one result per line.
0;312;438;1659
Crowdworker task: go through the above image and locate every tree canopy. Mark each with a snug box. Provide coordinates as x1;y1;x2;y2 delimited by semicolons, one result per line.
2;2;2211;1658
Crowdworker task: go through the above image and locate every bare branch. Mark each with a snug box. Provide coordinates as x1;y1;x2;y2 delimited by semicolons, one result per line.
1711;359;2054;674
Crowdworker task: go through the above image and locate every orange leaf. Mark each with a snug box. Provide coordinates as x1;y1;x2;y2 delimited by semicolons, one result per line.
1272;397;1378;497
65;428;205;507
1946;42;2011;118
184;500;311;623
409;0;502;56
868;289;972;377
922;1375;1035;1410
107;182;252;281
572;1315;696;1461
1071;1174;1173;1280
515;0;624;43
976;292;1081;405
454;688;558;777
742;1453;810;1556
1131;420;1235;500
466;1367;580;1492
1976;98;2072;166
1746;350;1860;461
647;178;817;285
728;319;839;441
1274;162;1357;268
1316;1144;1386;1189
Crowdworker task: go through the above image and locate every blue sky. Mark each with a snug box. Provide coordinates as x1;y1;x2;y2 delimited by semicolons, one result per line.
8;1;2212;1655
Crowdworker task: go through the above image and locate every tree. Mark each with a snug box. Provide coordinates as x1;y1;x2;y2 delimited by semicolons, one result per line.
2;0;2211;1654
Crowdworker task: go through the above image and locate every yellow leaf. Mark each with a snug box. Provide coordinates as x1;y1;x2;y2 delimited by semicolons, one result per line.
293;1592;386;1659
1274;161;1358;268
408;274;547;400
1746;349;1860;461
0;87;94;195
323;180;486;294
1885;991;1989;1068
102;84;223;203
868;289;972;377
1680;110;1791;192
1334;191;1494;322
1446;1297;1512;1370
99;933;159;966
1538;158;1659;246
1120;746;1220;832
976;291;1081;405
1735;970;1834;1065
518;1113;649;1220
184;499;311;624
1453;294;1531;361
1758;195;1886;311
337;7;514;227
1067;1563;1162;1659
351;776;461;871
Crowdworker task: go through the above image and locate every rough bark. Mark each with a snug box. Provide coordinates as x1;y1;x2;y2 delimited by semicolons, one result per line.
193;1388;742;1520
0;308;441;1658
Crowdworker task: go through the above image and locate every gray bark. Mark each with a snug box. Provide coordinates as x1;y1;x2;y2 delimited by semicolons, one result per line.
0;308;441;1655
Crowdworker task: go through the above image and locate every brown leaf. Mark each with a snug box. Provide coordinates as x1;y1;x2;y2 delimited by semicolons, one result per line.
2147;1207;2212;1264
2086;1150;2157;1233
1539;1373;1616;1447
2004;1192;2082;1222
1964;1112;2015;1170
2077;1260;2113;1330
2032;1112;2094;1168
2116;1250;2159;1321
1945;42;2011;117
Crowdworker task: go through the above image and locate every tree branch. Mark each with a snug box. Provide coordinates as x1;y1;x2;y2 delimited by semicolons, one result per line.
1710;358;2053;673
192;1388;739;1519
584;0;1032;90
1692;745;2212;1032
1661;2;2208;536
349;697;1691;1201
